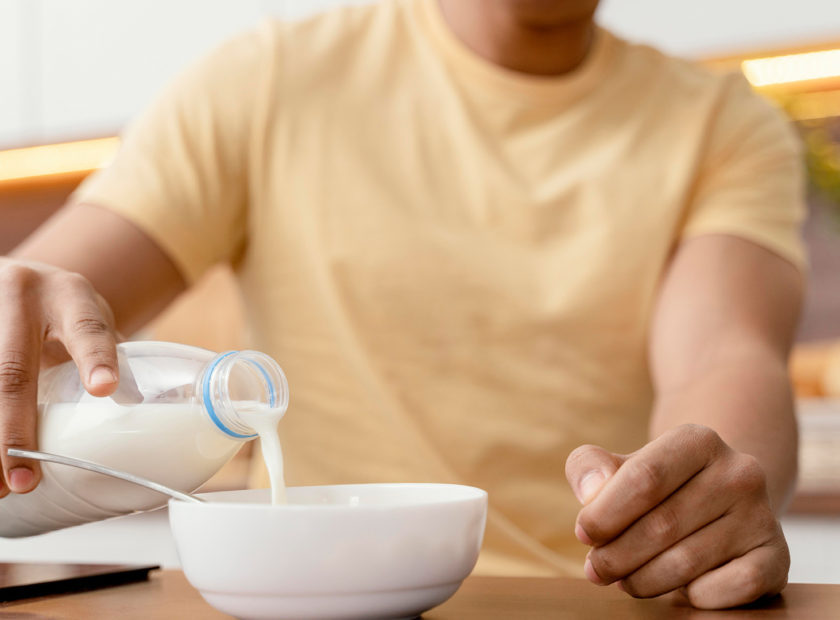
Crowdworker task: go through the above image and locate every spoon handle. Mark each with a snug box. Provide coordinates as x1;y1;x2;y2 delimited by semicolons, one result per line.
7;448;204;504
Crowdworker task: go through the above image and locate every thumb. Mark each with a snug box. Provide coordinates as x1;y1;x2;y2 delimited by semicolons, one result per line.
565;444;624;505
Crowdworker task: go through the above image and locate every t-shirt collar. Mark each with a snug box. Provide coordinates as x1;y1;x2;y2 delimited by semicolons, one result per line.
414;0;617;106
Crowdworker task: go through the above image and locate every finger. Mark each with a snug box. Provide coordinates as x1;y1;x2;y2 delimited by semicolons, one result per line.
577;425;725;547
565;444;625;505
50;276;119;397
681;541;789;609
617;505;779;598
0;278;42;494
586;459;741;584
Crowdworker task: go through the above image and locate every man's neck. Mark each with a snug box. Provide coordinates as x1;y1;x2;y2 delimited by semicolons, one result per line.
437;1;596;77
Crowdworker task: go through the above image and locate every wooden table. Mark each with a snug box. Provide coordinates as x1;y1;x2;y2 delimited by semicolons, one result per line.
2;570;839;619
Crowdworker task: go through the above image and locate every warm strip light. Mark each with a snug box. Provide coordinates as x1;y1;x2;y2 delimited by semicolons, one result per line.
742;48;840;87
0;136;120;183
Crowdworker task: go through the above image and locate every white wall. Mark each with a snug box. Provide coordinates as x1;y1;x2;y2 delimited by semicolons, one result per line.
276;0;840;58
37;0;267;143
597;0;840;57
0;1;32;145
3;0;839;147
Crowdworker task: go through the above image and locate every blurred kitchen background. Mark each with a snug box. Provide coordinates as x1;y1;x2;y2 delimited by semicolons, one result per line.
2;0;840;583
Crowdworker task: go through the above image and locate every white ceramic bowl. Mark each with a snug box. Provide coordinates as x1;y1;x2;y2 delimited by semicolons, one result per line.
168;484;488;620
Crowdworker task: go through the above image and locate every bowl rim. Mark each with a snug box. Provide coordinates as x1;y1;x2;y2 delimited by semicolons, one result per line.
169;482;488;512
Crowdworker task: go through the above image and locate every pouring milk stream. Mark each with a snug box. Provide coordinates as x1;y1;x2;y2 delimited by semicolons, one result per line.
233;402;288;505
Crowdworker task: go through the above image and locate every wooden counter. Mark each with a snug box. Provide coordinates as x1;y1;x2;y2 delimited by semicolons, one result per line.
2;570;839;619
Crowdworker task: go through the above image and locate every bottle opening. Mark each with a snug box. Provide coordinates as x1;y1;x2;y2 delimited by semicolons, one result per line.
202;351;289;439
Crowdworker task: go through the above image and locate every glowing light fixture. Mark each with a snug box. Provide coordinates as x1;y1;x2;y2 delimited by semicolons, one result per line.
0;136;120;183
742;48;840;87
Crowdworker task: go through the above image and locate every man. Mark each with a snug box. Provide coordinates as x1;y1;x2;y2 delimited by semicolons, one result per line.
0;0;803;609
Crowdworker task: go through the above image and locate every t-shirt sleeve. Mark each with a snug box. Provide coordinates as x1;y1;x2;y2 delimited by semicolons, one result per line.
69;26;270;284
681;73;807;269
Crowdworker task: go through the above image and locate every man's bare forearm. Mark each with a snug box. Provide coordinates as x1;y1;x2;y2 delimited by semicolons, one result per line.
650;345;797;514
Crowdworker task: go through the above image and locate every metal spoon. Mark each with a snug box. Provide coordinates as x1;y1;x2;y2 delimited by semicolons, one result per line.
7;448;204;504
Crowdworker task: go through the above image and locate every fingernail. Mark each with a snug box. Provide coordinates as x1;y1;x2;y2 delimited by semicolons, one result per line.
9;467;34;493
579;470;606;504
584;557;604;585
89;366;117;386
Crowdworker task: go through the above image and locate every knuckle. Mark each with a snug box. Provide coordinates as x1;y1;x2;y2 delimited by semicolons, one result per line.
645;503;681;545
55;271;93;294
624;459;664;501
693;424;721;449
71;315;110;338
680;423;722;454
0;355;34;397
0;263;37;291
2;423;34;449
673;543;706;581
729;454;767;496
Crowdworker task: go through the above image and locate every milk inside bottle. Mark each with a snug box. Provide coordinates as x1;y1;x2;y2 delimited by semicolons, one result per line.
0;341;289;538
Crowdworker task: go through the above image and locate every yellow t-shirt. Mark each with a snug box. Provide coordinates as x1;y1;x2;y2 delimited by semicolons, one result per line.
72;0;805;577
